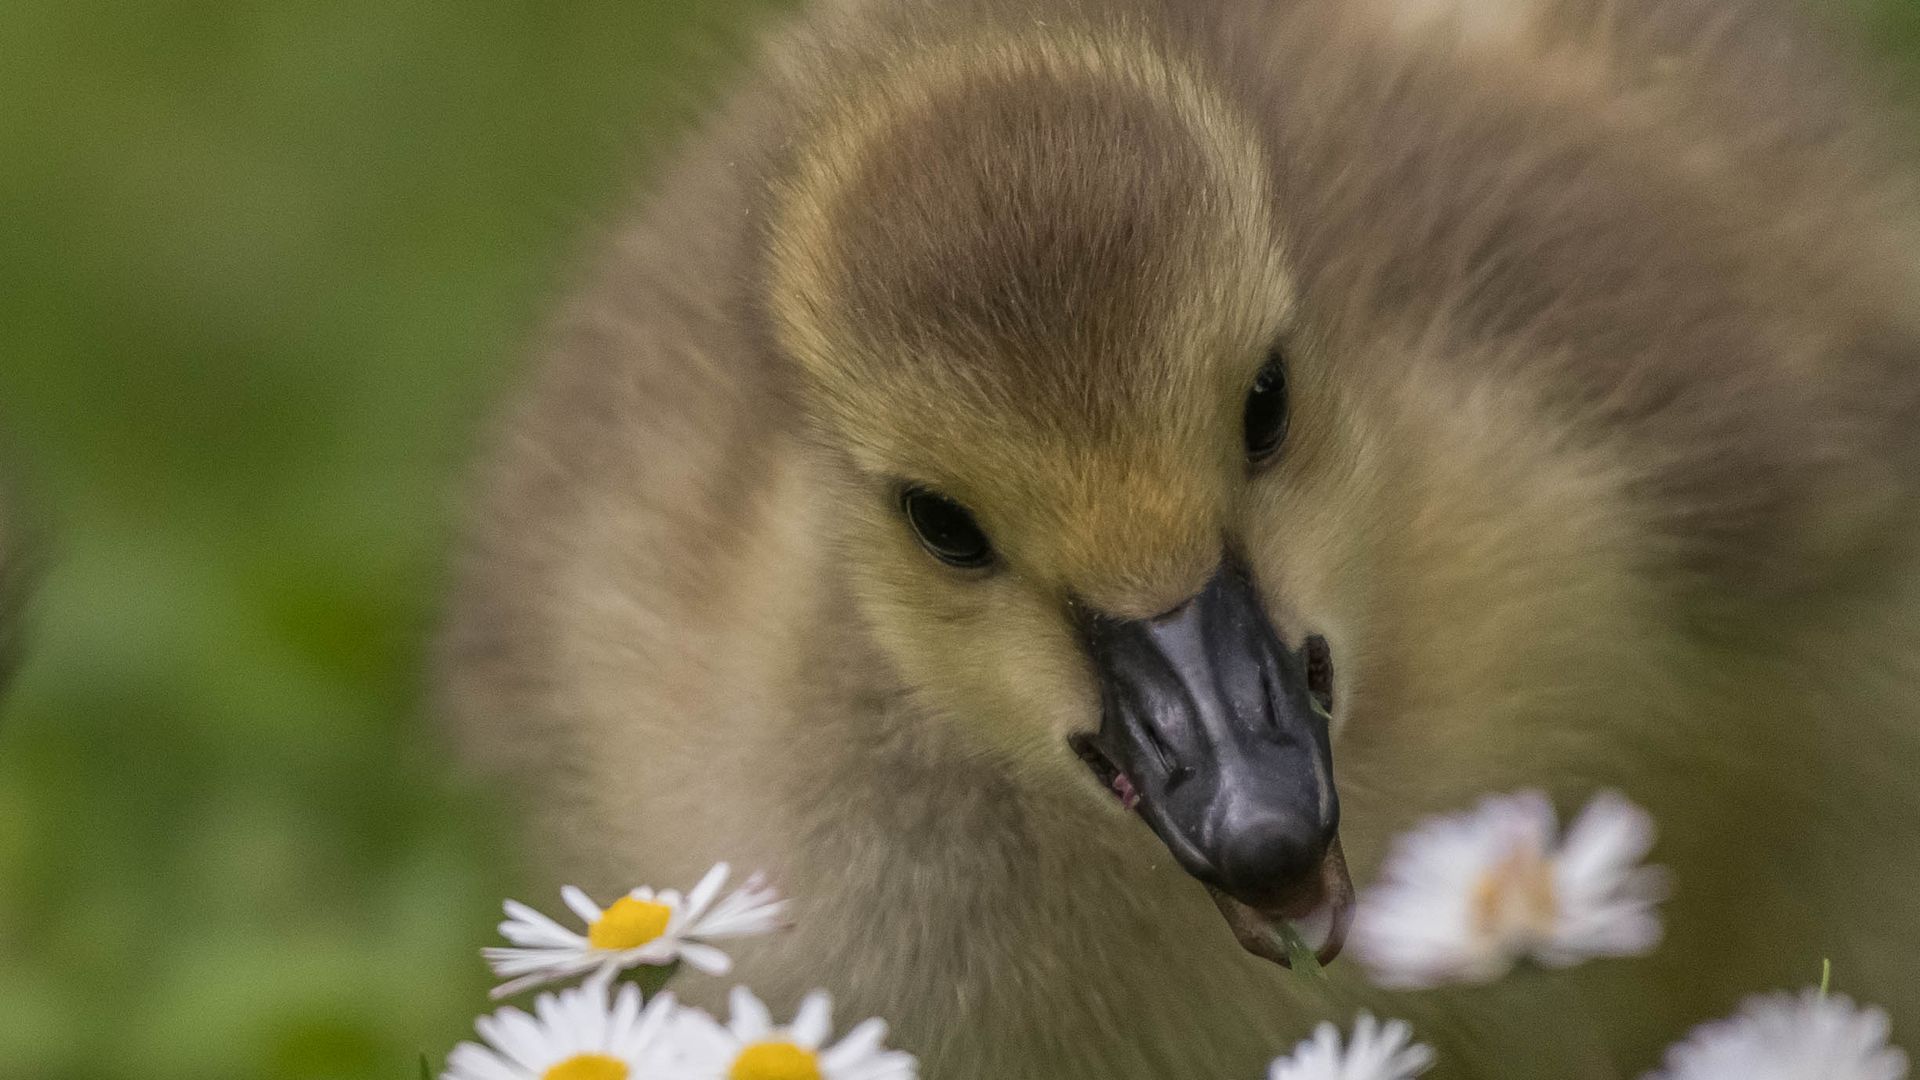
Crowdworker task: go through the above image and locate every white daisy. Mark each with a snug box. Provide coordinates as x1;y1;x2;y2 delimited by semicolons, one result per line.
443;977;676;1080
486;863;791;998
670;986;918;1080
1349;790;1666;989
1644;989;1908;1080
1269;1013;1436;1080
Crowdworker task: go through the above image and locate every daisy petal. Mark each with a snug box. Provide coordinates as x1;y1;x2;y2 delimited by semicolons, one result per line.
683;862;731;923
729;985;775;1040
676;941;735;976
444;1041;523;1080
499;901;585;949
791;991;834;1048
560;885;603;926
821;1018;890;1068
1558;792;1656;892
1269;1012;1434;1080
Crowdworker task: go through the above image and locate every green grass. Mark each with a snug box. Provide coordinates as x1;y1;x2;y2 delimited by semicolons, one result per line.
0;3;781;1076
0;3;1909;1078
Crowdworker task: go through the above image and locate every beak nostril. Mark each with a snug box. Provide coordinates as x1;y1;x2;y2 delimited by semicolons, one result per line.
1259;663;1280;732
1304;634;1334;713
1138;716;1178;774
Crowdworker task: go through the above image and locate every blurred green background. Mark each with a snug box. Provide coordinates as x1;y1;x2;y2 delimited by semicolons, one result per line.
0;2;1911;1078
0;3;785;1077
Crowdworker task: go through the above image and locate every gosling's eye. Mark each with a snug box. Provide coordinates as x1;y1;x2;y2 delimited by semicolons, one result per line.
1243;351;1290;465
900;486;995;568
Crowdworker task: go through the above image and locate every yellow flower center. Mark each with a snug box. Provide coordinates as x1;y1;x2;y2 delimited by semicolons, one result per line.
1470;843;1559;945
587;896;673;950
544;1053;629;1080
730;1041;824;1080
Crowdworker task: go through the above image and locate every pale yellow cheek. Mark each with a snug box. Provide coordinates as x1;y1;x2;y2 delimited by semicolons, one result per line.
847;502;1112;785
959;599;1093;753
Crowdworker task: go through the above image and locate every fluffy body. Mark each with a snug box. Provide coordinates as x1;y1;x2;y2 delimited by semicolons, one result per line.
438;0;1920;1076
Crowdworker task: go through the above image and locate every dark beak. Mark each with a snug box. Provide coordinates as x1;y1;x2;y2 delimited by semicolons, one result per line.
1073;562;1352;966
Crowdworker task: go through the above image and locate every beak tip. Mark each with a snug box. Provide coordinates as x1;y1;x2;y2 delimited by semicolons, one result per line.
1209;836;1354;969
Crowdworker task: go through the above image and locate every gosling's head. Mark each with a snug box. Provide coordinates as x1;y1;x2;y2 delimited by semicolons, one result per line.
761;25;1675;965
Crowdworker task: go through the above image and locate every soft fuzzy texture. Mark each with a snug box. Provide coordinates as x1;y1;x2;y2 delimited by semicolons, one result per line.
437;1;1920;1077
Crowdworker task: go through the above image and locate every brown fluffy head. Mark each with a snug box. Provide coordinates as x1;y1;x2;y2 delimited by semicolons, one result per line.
765;27;1299;764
